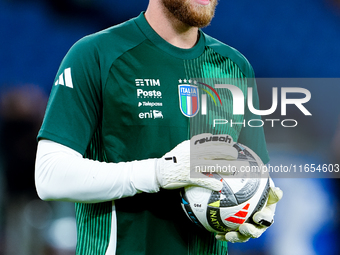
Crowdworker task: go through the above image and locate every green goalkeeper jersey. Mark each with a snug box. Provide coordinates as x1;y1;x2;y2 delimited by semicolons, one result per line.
38;12;269;255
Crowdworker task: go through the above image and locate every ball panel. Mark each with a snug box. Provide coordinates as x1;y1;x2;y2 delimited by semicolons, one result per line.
180;142;271;233
206;206;229;233
234;178;260;204
247;178;270;222
211;186;238;207
182;186;213;231
181;197;205;229
219;201;250;230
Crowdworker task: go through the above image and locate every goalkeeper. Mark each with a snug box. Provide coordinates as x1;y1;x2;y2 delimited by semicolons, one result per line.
35;0;282;254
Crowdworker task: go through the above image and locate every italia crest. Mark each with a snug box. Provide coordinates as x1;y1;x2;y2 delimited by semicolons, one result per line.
178;84;199;117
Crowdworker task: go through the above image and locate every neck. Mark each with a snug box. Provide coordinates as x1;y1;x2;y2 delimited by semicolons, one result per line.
145;1;199;49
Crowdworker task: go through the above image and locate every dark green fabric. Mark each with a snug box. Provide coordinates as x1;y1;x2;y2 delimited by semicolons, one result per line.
38;12;268;255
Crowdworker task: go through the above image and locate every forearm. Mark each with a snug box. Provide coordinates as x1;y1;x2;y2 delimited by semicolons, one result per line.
35;139;159;203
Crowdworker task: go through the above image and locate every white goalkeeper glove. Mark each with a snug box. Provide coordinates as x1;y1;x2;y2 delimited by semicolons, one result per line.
216;179;283;243
156;134;238;191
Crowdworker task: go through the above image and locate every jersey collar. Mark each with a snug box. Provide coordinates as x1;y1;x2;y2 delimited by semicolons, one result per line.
134;12;205;60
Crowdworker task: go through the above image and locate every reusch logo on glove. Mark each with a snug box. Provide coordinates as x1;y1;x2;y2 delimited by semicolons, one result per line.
194;135;232;145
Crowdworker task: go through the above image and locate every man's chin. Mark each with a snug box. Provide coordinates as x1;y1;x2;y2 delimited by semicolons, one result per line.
162;0;217;28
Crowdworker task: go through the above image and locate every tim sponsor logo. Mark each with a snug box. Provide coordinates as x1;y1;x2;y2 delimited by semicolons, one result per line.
135;79;160;86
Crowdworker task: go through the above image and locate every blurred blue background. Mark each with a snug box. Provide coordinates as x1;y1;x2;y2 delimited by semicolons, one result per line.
0;0;340;254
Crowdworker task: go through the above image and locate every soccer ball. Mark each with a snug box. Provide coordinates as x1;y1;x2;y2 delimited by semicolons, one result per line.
180;143;270;233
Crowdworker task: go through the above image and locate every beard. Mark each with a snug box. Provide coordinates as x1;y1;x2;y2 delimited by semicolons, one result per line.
161;0;218;28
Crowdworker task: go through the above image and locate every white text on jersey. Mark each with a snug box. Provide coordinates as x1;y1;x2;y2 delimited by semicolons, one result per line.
139;110;164;119
137;89;162;98
135;79;160;86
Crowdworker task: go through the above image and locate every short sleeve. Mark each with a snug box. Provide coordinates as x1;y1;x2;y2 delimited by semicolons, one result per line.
38;36;102;155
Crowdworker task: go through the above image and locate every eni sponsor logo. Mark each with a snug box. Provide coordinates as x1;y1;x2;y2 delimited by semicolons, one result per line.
138;110;164;119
